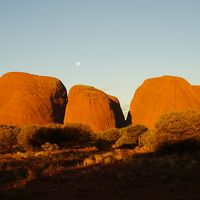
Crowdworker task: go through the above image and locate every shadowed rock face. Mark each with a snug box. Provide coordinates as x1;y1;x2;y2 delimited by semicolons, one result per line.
128;76;200;129
0;72;67;125
64;85;125;132
108;95;125;128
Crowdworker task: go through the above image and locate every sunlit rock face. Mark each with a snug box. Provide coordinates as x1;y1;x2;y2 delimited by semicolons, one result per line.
64;85;125;132
192;85;200;96
128;76;200;129
0;72;67;125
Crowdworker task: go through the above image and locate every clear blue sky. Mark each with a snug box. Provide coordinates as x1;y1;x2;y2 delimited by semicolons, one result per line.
0;0;200;115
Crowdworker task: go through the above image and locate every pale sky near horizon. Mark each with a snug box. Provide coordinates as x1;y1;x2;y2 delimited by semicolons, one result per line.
0;0;200;116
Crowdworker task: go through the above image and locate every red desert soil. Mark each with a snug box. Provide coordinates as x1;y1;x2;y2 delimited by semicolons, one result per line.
0;148;200;200
128;76;200;128
0;72;67;125
64;85;125;132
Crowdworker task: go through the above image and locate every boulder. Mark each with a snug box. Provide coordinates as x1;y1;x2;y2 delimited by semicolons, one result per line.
64;85;125;132
0;72;67;125
128;76;200;128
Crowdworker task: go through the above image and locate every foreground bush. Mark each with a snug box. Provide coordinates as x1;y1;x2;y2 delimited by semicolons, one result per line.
139;130;160;150
93;128;121;150
94;128;121;142
113;125;148;148
155;111;200;136
17;123;92;150
139;111;200;153
60;123;92;147
17;126;53;150
0;125;21;151
94;125;148;150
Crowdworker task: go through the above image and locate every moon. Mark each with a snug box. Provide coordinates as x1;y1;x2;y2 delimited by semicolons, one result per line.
76;62;80;67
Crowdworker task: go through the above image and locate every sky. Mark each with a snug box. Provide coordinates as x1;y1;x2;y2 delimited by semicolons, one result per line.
0;0;200;116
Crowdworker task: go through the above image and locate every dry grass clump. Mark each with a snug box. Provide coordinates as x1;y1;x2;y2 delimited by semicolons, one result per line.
81;147;153;168
82;151;122;166
42;164;65;177
41;142;59;152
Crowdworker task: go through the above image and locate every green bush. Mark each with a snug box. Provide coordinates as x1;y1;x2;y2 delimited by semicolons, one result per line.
113;125;148;148
139;111;200;153
0;125;21;151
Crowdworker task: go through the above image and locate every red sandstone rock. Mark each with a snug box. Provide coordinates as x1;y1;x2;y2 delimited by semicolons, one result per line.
192;85;200;96
108;95;125;128
64;85;124;132
0;72;67;125
128;76;200;128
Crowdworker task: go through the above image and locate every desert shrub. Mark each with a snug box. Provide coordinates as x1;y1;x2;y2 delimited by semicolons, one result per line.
17;123;93;150
113;125;148;148
139;111;200;153
119;124;148;136
139;130;161;150
17;126;55;150
59;123;92;147
94;128;121;142
0;125;21;151
139;130;200;153
155;111;200;137
93;128;121;150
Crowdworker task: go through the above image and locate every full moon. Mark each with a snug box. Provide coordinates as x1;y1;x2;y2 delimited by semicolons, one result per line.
76;62;80;66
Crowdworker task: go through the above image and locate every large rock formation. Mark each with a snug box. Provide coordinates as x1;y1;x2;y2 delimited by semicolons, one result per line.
64;85;125;132
192;85;200;96
0;72;67;125
128;76;200;128
108;95;125;128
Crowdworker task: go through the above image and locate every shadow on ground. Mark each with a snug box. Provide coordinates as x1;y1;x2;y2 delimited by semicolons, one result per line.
0;146;200;200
